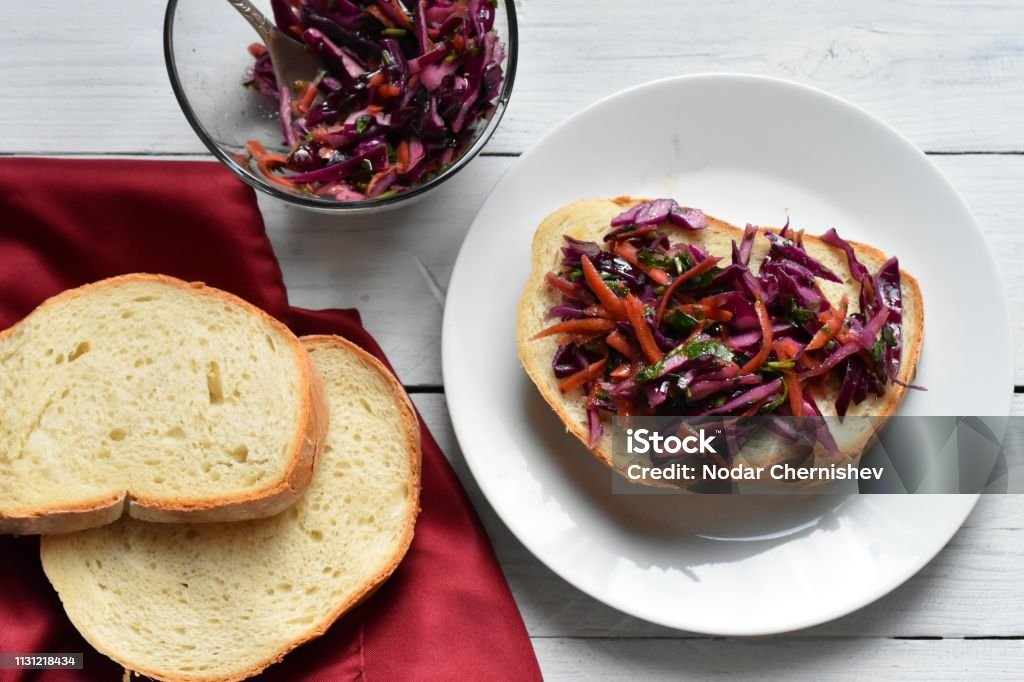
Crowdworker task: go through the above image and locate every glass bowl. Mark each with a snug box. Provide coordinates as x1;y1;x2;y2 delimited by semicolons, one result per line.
164;0;518;214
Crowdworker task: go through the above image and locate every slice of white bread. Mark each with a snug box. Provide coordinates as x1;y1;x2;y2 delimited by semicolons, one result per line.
0;274;328;534
40;335;421;682
517;198;924;485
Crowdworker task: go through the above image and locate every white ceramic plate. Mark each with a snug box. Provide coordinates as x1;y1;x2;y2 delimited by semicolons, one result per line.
442;74;1013;634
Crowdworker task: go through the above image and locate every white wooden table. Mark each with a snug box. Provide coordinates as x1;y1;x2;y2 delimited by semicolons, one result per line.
3;1;1022;677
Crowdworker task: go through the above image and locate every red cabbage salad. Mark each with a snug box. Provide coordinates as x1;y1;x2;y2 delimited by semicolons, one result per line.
243;0;506;201
532;199;922;450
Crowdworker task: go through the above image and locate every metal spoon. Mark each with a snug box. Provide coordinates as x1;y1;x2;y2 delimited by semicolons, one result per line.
225;0;321;108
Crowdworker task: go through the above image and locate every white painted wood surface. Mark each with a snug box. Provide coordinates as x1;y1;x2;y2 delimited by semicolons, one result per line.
3;0;1023;678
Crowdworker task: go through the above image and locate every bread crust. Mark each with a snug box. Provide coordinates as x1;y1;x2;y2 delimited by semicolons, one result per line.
41;335;422;682
516;199;924;488
0;274;329;534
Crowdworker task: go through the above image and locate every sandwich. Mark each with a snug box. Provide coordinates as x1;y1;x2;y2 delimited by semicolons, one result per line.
517;198;923;485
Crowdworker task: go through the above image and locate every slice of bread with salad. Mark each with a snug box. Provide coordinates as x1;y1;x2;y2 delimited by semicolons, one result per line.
518;197;923;485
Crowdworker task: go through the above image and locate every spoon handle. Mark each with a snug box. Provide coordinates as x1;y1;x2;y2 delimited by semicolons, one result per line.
225;0;276;43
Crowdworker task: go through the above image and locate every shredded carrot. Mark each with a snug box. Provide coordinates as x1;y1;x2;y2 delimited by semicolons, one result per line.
773;338;805;417
366;5;396;28
368;72;387;88
544;272;582;298
378;84;402;99
805;296;849;352
582;305;611;319
785;372;804;416
702;306;733;322
624;295;663;364
389;0;414;28
532;318;616;340
295;82;318;115
605;330;637;360
248;43;267;58
739;298;773;375
581;256;627;320
612;242;670;285
246;141;298;189
556;332;607;346
655;257;722;323
609;364;632;380
245;140;272;161
559;357;608;393
696;294;735;321
672;300;730;322
258;164;299;189
452;34;466;51
396;140;411;173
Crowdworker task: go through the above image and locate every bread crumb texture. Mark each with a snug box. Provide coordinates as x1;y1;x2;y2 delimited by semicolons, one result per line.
0;276;310;524
41;337;420;682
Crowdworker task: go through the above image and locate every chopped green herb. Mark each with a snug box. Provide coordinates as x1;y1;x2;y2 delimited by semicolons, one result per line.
683;267;719;291
607;280;629;298
882;324;898;347
825;339;839;352
681;339;733;362
635;340;728;383
636;359;666;383
664;309;700;336
638;249;673;270
871;337;885;363
762;379;788;412
382;28;408;38
786;298;816;324
354;115;374;134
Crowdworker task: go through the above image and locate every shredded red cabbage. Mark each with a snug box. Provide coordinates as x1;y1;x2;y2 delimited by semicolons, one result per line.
532;199;924;450
243;0;506;201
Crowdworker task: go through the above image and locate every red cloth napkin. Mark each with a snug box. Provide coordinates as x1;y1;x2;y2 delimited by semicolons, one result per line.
0;158;541;682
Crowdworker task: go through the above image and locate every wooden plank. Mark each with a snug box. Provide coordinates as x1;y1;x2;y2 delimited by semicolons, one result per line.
264;153;1024;386
414;393;1024;639
261;158;509;387
3;1;1024;154
531;638;1024;680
